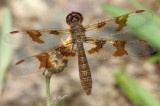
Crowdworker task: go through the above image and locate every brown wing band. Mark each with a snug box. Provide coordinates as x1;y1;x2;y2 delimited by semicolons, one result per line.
113;41;128;56
115;14;129;31
35;53;51;69
26;30;44;43
88;40;106;54
55;45;76;57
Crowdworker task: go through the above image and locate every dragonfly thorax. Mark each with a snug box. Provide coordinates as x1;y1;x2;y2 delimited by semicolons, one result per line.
71;25;85;42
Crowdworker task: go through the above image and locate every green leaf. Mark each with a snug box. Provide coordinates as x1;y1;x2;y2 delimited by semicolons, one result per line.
101;4;160;49
57;100;65;106
102;4;130;16
114;70;160;106
147;54;160;63
0;8;13;94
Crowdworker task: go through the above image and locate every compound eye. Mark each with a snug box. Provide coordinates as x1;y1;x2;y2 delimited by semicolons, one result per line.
66;12;83;25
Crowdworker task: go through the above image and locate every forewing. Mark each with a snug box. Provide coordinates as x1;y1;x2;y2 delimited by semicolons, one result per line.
5;28;71;51
85;10;152;38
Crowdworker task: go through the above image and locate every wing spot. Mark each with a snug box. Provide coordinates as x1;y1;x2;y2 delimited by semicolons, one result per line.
26;30;44;43
50;30;59;35
115;15;128;31
97;22;105;28
138;40;147;43
88;40;106;54
35;53;49;69
10;31;19;34
16;59;25;65
113;41;128;56
136;10;145;13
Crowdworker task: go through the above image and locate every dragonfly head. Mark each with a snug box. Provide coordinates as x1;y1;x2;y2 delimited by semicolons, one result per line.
66;11;83;25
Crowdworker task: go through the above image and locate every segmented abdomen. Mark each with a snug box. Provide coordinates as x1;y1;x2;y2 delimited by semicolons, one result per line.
77;42;92;95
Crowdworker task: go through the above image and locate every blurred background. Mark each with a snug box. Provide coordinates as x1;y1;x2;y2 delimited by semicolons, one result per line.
0;0;160;106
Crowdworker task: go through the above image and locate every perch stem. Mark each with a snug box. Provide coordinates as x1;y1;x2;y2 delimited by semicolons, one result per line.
46;75;52;106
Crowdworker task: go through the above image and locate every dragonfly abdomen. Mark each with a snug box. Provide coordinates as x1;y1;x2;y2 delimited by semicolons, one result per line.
77;42;92;95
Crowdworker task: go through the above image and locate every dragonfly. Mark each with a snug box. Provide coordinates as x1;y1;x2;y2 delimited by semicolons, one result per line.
7;10;155;95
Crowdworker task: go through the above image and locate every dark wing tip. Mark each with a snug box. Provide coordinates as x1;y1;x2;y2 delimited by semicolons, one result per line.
10;31;19;34
137;40;148;43
16;59;25;65
135;10;145;13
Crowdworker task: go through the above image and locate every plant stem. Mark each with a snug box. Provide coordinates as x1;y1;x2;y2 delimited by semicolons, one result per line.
46;75;52;106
